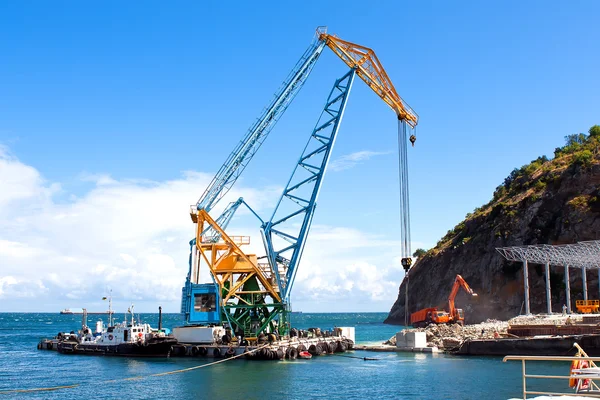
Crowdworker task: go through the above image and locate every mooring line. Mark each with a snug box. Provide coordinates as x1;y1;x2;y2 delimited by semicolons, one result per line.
333;354;380;361
0;384;81;394
0;344;270;396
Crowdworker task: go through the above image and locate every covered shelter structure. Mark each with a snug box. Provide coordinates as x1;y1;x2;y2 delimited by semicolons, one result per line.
496;240;600;315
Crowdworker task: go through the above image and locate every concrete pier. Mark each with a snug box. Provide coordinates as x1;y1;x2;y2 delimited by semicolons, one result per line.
457;334;600;356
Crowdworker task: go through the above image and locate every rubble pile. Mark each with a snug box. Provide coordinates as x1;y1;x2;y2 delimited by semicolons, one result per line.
384;314;595;352
508;314;583;326
384;319;508;350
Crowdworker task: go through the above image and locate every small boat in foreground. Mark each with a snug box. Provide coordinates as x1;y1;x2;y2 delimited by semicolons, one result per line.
56;305;177;357
298;351;312;359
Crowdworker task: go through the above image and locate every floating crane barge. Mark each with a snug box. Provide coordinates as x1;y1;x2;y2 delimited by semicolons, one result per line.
176;26;419;348
40;27;419;360
39;329;356;360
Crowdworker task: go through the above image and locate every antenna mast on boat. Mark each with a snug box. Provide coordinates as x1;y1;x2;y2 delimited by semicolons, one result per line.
104;289;113;326
109;290;113;326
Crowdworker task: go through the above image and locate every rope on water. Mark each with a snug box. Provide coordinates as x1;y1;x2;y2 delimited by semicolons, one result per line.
333;354;380;361
0;344;270;395
0;384;80;394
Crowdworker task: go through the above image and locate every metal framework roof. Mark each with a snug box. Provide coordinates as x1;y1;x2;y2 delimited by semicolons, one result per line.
496;240;600;269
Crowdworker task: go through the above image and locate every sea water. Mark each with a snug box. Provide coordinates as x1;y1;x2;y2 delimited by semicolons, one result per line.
0;313;572;399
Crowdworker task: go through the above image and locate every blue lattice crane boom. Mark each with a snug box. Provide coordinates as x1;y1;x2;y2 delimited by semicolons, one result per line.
262;30;420;302
193;39;326;215
262;69;356;301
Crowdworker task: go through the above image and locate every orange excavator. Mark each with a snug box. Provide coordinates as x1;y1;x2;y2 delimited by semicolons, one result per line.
410;275;478;327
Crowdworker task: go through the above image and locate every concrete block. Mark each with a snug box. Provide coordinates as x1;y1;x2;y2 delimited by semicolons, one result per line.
173;326;225;344
339;327;355;343
396;331;427;349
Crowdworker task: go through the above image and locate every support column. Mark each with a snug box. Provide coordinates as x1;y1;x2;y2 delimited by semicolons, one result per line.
565;264;572;314
523;260;530;315
195;248;200;283
191;246;198;284
582;266;588;301
545;262;552;314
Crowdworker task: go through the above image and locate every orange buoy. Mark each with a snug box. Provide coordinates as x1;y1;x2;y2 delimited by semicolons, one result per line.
569;359;580;387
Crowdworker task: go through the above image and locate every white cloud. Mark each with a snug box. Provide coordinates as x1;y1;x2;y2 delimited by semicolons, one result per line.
290;224;407;310
0;240;41;258
0;147;60;209
0;147;417;313
0;275;47;298
79;173;118;186
329;150;390;172
0;148;281;311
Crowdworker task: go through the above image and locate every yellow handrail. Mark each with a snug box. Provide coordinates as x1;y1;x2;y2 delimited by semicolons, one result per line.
504;343;600;399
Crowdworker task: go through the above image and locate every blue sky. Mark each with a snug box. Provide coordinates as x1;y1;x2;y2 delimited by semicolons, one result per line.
1;1;598;312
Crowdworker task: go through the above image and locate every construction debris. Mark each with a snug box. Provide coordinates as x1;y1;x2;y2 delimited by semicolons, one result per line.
385;314;600;351
508;314;583;326
385;319;508;350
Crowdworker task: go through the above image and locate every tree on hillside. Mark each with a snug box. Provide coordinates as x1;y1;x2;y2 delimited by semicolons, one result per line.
413;248;427;258
565;133;587;146
589;125;600;138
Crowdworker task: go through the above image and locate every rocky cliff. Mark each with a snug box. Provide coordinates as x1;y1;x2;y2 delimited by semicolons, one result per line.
385;126;600;325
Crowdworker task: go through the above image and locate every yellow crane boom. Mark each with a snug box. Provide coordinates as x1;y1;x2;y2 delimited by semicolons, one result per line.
318;30;419;128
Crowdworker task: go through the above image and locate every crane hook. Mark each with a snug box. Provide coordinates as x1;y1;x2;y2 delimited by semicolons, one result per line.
409;135;416;147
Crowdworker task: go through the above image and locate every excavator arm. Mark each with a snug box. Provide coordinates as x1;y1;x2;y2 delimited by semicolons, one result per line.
448;275;478;321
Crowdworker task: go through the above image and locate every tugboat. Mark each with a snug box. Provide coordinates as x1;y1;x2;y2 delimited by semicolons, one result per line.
56;304;178;357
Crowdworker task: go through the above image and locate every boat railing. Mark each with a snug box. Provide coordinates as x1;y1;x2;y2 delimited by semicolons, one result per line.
504;355;600;399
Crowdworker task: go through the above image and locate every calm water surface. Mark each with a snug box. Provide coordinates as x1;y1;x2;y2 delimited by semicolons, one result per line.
0;313;570;399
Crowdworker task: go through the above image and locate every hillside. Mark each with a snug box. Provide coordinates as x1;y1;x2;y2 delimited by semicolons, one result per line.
385;125;600;324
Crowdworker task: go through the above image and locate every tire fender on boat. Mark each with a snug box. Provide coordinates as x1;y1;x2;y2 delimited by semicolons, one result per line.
285;347;296;360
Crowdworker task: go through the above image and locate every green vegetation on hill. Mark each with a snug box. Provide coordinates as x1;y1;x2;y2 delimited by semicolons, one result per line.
429;125;600;255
